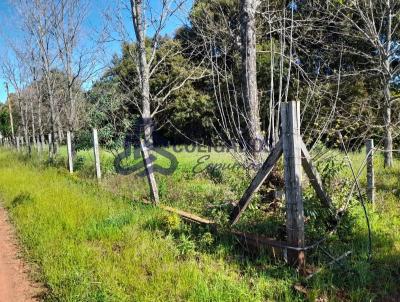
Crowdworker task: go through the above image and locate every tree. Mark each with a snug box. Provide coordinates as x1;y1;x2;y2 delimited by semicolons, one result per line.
85;75;133;151
240;0;262;159
15;0;60;155
52;0;98;154
328;0;400;167
0;106;12;138
4;83;15;141
106;0;205;202
1;52;32;153
109;38;213;144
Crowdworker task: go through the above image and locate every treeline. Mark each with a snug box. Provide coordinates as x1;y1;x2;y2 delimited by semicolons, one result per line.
1;0;400;166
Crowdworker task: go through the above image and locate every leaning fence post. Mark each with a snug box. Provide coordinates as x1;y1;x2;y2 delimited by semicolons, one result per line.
366;139;375;203
92;128;101;180
67;131;73;173
281;101;305;268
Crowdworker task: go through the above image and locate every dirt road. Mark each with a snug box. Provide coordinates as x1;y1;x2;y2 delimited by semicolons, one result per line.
0;206;41;302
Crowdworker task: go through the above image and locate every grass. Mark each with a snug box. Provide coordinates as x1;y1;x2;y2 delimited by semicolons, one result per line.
0;146;399;301
0;149;299;301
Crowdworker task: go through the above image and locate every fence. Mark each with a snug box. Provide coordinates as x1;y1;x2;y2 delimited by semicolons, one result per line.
0;128;102;181
0;101;379;270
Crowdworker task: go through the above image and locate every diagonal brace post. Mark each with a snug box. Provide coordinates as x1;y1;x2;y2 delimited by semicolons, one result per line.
230;140;283;225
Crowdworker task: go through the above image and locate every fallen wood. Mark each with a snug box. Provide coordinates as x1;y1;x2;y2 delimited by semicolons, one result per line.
230;230;288;250
160;205;215;226
144;200;287;253
156;203;321;257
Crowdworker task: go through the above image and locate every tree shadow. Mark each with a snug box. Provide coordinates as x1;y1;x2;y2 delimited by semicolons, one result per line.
139;203;399;301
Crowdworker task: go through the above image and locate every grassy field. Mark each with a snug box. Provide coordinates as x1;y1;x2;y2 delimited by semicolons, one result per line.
0;146;399;301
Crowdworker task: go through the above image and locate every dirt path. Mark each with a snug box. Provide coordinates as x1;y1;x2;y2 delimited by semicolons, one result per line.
0;206;41;302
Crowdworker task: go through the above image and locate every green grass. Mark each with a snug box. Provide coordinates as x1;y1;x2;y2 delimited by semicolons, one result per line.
0;149;299;302
0;146;399;301
54;145;249;223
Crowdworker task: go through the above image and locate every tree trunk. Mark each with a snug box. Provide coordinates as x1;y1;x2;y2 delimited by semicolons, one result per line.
18;99;30;154
48;84;59;155
130;0;159;203
383;5;393;168
37;95;45;149
383;84;393;168
240;0;262;159
38;21;59;156
130;0;153;144
67;74;76;159
30;99;37;148
5;84;15;142
57;115;63;143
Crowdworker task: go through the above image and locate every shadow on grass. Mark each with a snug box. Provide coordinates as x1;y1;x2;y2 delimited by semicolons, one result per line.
138;201;399;301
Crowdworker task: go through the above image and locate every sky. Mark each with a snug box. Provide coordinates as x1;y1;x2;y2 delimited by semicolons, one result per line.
0;0;193;103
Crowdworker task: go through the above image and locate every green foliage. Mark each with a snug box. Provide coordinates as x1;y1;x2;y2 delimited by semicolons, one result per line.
317;156;346;188
105;38;216;144
85;77;134;151
0;106;11;137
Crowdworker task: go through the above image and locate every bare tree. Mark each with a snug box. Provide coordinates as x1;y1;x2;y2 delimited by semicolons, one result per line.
29;50;46;147
106;0;204;202
330;0;400;167
52;0;98;148
127;1;201;141
14;0;60;156
129;0;152;144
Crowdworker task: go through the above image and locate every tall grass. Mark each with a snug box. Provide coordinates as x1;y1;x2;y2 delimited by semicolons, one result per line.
0;147;399;301
0;150;299;301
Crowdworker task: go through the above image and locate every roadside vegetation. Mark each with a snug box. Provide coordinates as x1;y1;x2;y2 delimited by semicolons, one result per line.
0;0;399;301
0;147;399;301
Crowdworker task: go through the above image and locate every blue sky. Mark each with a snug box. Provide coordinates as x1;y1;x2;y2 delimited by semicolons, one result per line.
0;0;192;103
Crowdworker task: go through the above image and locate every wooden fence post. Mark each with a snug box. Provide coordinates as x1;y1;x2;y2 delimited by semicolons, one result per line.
92;128;102;180
41;134;45;151
37;136;42;153
366;139;375;203
16;136;20;152
48;133;53;159
281;101;305;268
67;131;73;173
